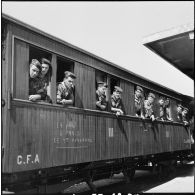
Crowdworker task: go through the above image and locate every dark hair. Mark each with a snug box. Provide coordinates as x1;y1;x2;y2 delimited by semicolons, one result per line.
30;59;41;71
41;58;52;78
64;71;76;79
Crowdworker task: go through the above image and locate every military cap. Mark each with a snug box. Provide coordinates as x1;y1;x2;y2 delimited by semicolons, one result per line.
97;81;108;88
114;86;123;93
136;86;143;93
177;104;183;108
148;92;155;99
41;58;51;66
159;96;165;100
64;71;76;79
183;107;189;112
30;59;41;71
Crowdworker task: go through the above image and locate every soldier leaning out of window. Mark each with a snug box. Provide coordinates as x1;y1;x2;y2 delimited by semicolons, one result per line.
176;104;183;122
182;107;190;126
111;86;124;116
39;58;52;103
57;71;76;105
135;85;145;119
144;92;156;121
158;96;167;121
164;98;173;121
29;59;47;102
96;81;108;111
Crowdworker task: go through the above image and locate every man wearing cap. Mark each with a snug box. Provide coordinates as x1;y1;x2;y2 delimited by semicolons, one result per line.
176;104;183;122
96;81;108;111
39;58;52;103
111;86;124;116
135;85;145;118
158;96;166;121
57;71;76;105
29;59;47;102
182;107;189;125
144;92;155;121
164;98;173;121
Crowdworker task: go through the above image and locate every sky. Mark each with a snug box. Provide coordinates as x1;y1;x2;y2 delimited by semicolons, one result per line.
2;1;194;97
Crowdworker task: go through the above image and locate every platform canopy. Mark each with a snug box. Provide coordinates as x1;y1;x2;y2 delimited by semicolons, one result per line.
143;23;194;80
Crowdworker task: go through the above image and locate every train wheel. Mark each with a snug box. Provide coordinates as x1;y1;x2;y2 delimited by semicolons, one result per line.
156;164;168;181
123;168;135;183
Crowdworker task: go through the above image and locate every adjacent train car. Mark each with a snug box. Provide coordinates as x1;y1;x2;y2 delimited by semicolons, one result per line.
1;14;193;193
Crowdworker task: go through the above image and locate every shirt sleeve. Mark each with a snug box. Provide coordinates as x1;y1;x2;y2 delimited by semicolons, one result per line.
56;84;63;103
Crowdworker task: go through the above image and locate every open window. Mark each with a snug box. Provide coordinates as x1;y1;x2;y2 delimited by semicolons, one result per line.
56;56;74;83
95;70;107;89
110;76;120;95
29;45;52;65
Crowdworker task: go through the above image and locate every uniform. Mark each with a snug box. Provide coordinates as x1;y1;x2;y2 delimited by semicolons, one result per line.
57;82;74;104
177;104;183;122
159;105;166;120
111;86;124;114
96;81;107;110
29;59;46;100
144;93;155;118
29;77;47;100
135;86;144;117
38;75;52;103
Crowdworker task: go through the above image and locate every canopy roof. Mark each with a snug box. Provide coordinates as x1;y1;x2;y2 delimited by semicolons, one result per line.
143;23;194;80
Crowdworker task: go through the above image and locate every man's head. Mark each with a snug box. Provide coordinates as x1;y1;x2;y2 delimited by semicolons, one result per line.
113;86;123;100
177;104;183;114
41;58;51;76
29;59;41;78
63;71;76;89
182;107;189;116
97;81;108;94
147;92;155;104
159;97;165;106
135;86;143;98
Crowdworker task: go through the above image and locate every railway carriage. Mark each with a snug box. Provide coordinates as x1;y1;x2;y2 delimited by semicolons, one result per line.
1;14;194;193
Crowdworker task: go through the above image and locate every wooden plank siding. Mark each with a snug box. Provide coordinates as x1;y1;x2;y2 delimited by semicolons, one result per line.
5;100;191;173
13;39;29;99
120;80;135;115
74;62;96;109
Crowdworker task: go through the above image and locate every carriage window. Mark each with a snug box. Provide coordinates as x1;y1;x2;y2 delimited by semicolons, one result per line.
110;76;120;94
29;46;52;102
56;56;75;106
56;57;74;83
95;70;108;111
29;46;52;64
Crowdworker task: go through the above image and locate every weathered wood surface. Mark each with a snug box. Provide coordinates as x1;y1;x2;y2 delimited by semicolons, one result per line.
5;100;191;173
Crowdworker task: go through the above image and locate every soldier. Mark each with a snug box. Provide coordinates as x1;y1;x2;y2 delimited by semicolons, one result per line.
182;107;189;126
158;96;166;121
176;104;183;122
135;85;145;118
29;59;47;102
96;81;108;111
111;86;124;116
144;92;155;121
164;98;173;121
57;71;76;105
39;58;52;103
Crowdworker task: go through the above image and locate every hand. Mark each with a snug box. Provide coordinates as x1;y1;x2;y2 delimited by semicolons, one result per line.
29;95;41;101
61;99;67;105
151;115;155;121
141;115;145;119
100;105;106;110
116;111;120;116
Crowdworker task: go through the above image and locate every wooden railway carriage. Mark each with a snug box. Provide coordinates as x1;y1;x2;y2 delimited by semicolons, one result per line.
1;14;193;193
